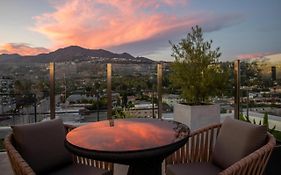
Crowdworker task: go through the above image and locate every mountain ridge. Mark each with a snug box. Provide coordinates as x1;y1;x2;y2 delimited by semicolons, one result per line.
0;45;155;63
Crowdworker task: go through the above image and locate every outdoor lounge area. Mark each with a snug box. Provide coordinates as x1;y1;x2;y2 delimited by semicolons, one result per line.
0;115;276;175
1;0;281;174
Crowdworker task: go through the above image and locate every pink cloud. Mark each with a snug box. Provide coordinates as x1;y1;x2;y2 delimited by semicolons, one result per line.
237;52;276;59
0;43;49;56
32;0;206;49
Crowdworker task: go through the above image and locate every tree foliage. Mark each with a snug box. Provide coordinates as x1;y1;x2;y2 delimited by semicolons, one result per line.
240;61;263;87
169;26;228;104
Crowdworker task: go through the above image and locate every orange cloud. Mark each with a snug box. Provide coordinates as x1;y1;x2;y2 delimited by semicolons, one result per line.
0;43;49;56
32;0;200;49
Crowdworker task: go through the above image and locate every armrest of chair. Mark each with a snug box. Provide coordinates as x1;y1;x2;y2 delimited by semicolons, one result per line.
64;123;77;133
63;123;114;172
219;133;276;175
166;123;222;165
4;134;36;175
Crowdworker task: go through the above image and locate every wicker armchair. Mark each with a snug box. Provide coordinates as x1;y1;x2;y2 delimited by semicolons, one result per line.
4;122;113;175
166;119;276;175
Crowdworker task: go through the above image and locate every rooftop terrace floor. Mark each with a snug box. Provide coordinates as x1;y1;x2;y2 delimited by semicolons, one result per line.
0;152;13;175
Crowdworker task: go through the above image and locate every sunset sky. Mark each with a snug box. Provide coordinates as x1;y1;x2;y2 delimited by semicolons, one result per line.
0;0;281;61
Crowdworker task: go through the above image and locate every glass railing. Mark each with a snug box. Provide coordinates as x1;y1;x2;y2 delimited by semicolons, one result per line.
0;62;165;127
111;63;158;119
53;62;108;123
0;62;50;126
1;61;280;139
237;60;281;142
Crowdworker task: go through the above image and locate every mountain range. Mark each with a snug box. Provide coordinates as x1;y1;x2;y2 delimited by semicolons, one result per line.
0;46;155;64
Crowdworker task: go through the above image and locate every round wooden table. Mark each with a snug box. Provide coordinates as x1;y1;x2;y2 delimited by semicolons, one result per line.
65;118;190;175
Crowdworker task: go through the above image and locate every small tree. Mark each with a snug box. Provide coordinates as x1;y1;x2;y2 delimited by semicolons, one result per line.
169;25;228;104
240;61;263;87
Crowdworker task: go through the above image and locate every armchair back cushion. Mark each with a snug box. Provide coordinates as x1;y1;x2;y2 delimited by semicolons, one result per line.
212;117;267;169
11;119;72;174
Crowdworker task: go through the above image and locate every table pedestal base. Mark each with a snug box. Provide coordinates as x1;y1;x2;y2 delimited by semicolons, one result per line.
127;161;162;175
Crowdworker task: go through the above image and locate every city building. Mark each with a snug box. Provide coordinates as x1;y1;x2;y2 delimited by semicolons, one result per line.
0;76;16;113
127;102;158;118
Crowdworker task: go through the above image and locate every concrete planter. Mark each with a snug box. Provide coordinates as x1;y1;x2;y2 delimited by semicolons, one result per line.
173;103;220;131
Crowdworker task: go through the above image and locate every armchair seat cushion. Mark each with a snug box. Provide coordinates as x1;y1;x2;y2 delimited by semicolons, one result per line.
11;119;72;173
212;117;267;169
166;163;222;175
47;163;112;175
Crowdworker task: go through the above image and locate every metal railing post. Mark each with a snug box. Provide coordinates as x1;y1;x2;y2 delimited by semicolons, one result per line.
152;90;155;118
234;60;240;120
107;64;112;119
157;63;163;119
33;94;37;122
49;62;56;120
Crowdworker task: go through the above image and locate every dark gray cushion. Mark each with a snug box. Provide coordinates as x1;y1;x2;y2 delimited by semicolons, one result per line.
212;117;267;169
166;163;222;175
12;119;72;174
47;163;112;175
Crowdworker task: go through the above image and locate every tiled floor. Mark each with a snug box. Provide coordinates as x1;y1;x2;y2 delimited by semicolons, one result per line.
0;152;13;175
0;152;166;175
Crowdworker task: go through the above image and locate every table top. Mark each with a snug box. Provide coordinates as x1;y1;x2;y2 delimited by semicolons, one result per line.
66;118;189;153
